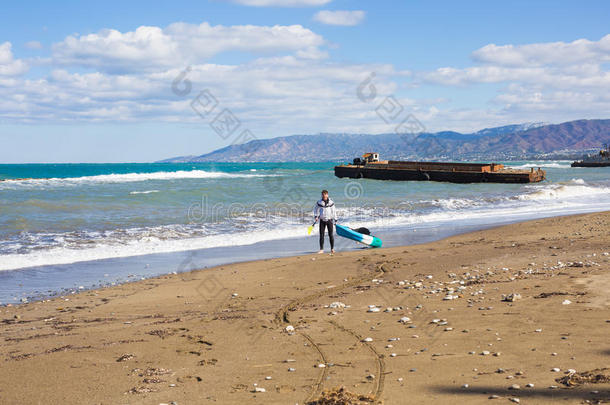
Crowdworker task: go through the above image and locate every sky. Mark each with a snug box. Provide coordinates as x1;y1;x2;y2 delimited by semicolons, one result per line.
0;0;609;163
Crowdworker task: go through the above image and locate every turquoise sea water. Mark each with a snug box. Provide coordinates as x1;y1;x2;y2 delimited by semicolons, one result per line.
0;161;609;303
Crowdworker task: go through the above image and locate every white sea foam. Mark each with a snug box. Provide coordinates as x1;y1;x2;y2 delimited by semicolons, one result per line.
129;190;160;195
2;180;609;272
517;183;610;201
0;170;276;188
0;225;306;272
507;161;572;169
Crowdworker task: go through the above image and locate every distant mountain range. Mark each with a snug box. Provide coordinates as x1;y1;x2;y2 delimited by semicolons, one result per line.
158;119;610;162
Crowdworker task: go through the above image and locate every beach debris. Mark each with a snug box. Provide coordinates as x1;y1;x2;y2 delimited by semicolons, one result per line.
366;374;375;380
390;353;397;357
399;317;411;324
502;293;522;302
535;328;543;333
306;386;375;404
480;351;491;356
551;368;561;372
562;299;572;305
367;307;380;313
509;384;520;390
488;394;500;399
329;302;346;309
461;384;469;388
509;398;520;404
117;354;135;362
132;368;172;377
556;368;610;386
288;368;296;372
127;386;157;394
362;337;373;343
285;325;295;334
265;376;272;380
252;384;266;393
526;383;534;388
317;363;326;368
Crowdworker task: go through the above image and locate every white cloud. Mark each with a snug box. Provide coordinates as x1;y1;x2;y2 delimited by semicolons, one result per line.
472;34;610;67
0;52;407;135
2;22;609;137
0;42;28;76
52;22;326;73
224;0;332;6
25;41;43;50
313;10;365;26
413;35;610;132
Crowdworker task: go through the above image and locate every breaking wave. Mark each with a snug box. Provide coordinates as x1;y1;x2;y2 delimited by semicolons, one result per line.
0;170;277;189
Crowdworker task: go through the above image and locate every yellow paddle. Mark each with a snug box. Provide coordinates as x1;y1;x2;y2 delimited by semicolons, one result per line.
307;221;317;235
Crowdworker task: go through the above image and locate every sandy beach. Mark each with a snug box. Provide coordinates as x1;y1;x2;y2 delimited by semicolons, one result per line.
1;212;609;404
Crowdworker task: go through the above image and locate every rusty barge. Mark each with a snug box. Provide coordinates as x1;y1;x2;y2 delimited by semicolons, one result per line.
334;153;546;184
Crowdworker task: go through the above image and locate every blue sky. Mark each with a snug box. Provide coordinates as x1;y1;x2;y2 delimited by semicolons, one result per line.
1;0;609;162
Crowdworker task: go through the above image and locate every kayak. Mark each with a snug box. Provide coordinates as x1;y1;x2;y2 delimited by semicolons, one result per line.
335;224;382;248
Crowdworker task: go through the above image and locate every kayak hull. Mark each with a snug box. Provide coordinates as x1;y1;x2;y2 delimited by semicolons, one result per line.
335;224;382;248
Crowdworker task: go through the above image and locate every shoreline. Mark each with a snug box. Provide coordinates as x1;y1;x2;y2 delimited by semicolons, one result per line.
0;212;609;404
3;205;610;305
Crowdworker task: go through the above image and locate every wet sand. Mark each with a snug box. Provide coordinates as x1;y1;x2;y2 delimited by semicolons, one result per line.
0;212;609;404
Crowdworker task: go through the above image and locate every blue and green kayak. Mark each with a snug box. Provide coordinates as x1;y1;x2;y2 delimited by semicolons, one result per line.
335;224;382;248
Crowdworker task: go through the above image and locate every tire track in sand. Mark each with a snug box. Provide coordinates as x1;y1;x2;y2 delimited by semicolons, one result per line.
275;262;388;403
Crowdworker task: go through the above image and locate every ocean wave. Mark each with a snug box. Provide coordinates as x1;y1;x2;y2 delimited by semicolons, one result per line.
2;180;610;272
0;224;306;271
129;190;160;195
507;161;572;169
0;170;278;189
517;183;610;201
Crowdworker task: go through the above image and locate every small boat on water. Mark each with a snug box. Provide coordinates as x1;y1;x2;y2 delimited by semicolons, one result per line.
335;153;546;184
571;144;610;167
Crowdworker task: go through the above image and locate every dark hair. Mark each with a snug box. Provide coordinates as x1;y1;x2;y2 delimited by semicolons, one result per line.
321;190;328;194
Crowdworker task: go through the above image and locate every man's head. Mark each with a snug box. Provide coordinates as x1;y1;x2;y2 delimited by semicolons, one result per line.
321;190;329;201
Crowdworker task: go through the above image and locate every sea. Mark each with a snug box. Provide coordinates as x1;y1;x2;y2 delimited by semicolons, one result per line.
1;161;609;304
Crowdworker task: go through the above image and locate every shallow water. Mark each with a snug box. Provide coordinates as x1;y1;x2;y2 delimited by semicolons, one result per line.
0;161;608;303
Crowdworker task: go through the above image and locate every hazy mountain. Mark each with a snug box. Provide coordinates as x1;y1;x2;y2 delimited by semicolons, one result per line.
159;119;610;162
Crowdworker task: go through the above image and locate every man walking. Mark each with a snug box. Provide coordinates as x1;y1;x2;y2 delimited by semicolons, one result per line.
314;190;337;254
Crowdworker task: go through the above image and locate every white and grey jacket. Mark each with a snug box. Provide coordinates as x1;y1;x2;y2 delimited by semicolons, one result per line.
314;198;337;222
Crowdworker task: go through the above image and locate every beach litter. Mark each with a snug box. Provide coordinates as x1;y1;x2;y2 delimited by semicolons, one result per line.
556;368;610;386
117;354;135;362
502;293;522;302
306;386;375;404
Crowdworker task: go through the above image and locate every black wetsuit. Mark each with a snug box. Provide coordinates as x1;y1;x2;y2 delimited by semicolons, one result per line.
319;219;335;250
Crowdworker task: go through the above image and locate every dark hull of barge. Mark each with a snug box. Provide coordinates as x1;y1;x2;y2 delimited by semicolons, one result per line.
571;161;610;167
334;162;546;184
